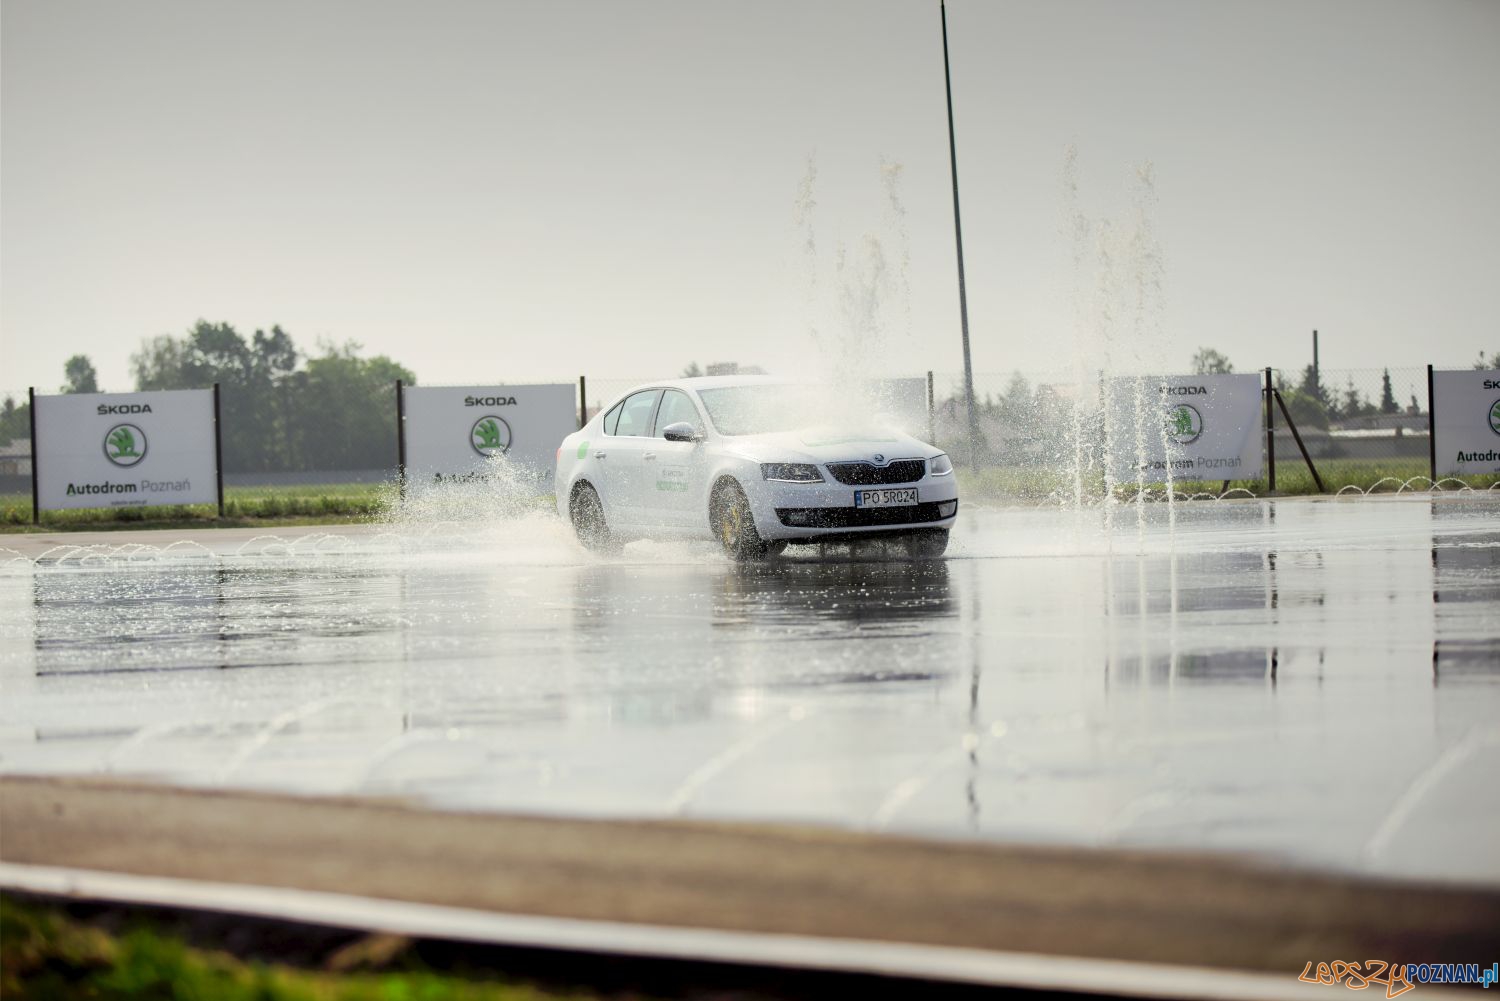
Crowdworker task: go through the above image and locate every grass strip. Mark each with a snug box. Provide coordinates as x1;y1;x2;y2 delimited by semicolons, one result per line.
0;893;603;1001
0;484;393;532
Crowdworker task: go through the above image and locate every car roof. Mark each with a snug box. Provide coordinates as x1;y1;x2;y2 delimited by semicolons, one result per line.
612;374;786;399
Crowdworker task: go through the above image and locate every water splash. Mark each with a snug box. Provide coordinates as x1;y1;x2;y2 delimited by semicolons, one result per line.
1052;149;1177;544
1334;477;1497;497
790;154;924;434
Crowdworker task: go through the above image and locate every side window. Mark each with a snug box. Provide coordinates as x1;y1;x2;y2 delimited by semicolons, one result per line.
602;401;623;436
613;390;661;437
653;390;699;437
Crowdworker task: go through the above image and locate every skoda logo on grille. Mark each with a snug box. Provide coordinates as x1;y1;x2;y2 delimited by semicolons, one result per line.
872;454;886;465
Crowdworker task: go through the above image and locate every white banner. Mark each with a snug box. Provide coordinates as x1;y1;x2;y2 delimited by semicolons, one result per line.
401;384;577;483
1105;373;1264;483
1431;369;1500;476
34;389;218;510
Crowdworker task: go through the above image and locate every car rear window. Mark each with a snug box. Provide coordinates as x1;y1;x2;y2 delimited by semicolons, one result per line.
602;402;623;435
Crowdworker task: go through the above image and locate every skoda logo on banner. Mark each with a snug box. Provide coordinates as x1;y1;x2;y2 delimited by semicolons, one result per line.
1489;399;1500;436
103;424;148;467
470;415;512;457
1165;404;1203;446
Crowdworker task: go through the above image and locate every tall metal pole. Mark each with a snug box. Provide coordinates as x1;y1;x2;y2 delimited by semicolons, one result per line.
941;0;980;470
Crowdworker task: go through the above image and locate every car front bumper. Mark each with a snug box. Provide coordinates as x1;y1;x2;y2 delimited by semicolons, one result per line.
747;476;960;541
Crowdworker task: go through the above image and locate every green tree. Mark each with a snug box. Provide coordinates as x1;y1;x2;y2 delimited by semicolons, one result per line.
130;320;301;472
1340;379;1372;420
0;396;30;444
61;355;100;394
286;343;415;471
999;372;1032;420
1190;348;1233;375
130;320;411;473
1379;369;1398;414
1297;364;1332;413
1277;374;1330;430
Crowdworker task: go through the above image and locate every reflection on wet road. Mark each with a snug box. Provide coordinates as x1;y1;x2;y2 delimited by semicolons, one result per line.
2;498;1497;883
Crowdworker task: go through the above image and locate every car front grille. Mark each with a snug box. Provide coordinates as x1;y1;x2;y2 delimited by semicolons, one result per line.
776;501;953;528
825;459;925;485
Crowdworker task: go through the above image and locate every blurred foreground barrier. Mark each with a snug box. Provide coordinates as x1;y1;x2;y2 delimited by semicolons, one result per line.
2;774;1498;982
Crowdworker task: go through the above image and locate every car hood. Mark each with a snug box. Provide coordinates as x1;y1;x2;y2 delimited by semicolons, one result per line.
724;426;936;465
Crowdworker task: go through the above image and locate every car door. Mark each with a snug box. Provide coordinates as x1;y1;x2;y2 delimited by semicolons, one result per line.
646;388;708;529
596;389;660;526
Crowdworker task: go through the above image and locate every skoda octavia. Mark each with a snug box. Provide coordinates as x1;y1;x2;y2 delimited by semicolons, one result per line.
554;376;958;560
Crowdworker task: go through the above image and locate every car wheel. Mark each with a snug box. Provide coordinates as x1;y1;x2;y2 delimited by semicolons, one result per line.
906;529;949;559
569;483;617;553
711;481;773;561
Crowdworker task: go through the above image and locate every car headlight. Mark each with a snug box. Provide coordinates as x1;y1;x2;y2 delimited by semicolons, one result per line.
761;462;823;483
929;453;954;476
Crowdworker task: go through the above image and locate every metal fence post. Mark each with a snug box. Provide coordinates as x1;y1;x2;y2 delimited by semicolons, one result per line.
926;371;935;444
27;387;39;525
1273;389;1326;493
1264;367;1275;494
212;383;225;517
578;375;588;430
395;379;407;500
1426;364;1436;483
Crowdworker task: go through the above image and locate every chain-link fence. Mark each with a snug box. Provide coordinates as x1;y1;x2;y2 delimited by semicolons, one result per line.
926;364;1492;496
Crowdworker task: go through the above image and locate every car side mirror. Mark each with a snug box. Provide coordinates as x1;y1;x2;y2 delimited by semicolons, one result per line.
662;422;701;443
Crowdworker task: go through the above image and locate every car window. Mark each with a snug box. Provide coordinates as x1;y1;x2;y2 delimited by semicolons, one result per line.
602;401;623;436
698;384;831;435
613;390;660;437
653;390;699;437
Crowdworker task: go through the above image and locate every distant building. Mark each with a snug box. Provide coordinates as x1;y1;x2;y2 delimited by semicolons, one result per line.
0;439;32;475
705;362;766;377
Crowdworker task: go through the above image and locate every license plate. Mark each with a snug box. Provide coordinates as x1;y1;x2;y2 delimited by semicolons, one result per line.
854;488;918;508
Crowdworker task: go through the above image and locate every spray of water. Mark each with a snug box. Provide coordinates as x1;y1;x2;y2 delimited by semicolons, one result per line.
789;154;924;437
380;458;583;563
1054;149;1176;544
793;154;820;348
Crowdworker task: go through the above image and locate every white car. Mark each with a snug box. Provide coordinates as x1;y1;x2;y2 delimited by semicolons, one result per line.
554;376;959;560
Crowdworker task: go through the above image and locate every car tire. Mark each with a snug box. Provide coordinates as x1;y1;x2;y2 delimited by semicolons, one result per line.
711;481;774;561
906;529;949;559
569;482;618;553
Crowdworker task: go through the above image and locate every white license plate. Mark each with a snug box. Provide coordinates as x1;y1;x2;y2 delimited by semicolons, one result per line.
854;488;918;508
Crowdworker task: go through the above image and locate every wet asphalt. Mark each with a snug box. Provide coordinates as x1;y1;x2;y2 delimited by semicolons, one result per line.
1;496;1497;884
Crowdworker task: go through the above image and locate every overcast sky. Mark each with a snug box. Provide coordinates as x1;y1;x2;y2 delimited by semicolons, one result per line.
3;0;1497;398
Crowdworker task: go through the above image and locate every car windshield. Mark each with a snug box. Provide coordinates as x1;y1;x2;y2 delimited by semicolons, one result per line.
698;384;844;436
